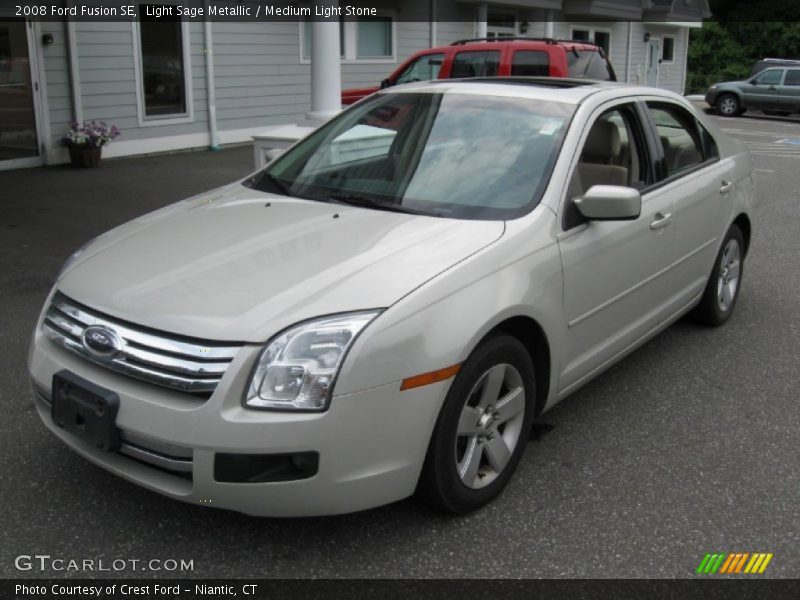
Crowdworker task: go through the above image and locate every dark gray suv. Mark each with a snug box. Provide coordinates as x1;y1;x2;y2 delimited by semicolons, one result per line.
705;66;800;117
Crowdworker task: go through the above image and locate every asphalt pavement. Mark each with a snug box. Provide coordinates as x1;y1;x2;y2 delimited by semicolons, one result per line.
1;115;798;579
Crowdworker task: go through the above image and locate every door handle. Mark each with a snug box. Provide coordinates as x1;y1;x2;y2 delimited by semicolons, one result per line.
719;180;734;194
650;212;672;231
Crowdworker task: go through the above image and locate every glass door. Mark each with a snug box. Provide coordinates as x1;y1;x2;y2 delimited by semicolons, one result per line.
0;19;39;163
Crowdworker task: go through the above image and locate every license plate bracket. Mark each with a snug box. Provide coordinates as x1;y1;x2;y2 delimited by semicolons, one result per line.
52;370;120;452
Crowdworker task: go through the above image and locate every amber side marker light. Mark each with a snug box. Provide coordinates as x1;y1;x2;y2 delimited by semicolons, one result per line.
400;364;461;391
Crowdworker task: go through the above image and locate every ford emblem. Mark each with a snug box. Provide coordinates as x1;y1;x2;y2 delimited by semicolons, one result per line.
81;326;121;358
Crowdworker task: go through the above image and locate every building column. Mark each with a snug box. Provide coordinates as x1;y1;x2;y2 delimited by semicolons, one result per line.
545;10;554;39
476;3;488;39
306;2;342;125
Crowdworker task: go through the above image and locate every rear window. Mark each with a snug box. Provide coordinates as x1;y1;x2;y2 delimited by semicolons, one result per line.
785;69;800;86
568;50;613;81
451;51;500;78
510;50;549;76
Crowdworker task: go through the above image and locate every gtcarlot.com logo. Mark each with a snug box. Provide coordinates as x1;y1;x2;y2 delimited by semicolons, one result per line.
14;554;194;572
696;552;773;575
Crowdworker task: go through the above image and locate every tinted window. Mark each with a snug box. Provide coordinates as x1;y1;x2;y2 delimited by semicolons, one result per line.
257;92;574;220
754;69;783;86
511;50;549;76
647;103;707;177
396;53;444;85
698;123;719;161
450;51;500;78
785;69;800;86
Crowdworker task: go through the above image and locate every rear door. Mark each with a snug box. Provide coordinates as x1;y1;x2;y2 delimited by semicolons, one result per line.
641;101;729;317
778;68;800;113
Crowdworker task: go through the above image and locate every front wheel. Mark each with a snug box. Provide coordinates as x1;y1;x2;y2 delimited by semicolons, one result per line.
417;334;535;514
716;93;741;117
690;224;744;326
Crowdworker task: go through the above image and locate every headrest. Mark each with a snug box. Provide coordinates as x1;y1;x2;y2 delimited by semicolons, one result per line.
583;120;621;160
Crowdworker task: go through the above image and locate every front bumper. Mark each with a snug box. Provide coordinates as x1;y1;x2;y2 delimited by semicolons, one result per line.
28;324;449;517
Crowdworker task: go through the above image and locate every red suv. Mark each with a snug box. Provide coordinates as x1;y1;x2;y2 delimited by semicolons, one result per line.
342;37;617;105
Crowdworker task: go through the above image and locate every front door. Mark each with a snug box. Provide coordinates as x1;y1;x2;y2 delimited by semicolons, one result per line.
742;68;784;110
0;19;41;168
645;38;660;87
557;102;674;394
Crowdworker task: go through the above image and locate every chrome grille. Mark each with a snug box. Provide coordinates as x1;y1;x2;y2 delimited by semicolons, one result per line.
43;292;241;394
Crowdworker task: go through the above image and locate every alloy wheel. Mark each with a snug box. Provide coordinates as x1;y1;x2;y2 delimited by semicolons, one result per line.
455;363;526;489
717;238;741;312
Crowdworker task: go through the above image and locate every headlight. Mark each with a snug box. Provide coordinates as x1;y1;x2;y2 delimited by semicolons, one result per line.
243;311;381;411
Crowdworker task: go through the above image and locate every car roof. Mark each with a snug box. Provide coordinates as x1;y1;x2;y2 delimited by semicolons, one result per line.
379;77;627;105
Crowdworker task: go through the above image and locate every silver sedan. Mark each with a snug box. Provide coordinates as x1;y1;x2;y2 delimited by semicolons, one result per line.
29;79;754;516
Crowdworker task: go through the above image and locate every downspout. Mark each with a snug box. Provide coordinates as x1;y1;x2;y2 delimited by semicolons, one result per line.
429;0;437;47
626;21;633;84
204;2;220;151
65;9;83;124
680;27;690;94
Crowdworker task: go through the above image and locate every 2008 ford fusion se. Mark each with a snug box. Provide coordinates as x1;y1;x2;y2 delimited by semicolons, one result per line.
29;78;754;516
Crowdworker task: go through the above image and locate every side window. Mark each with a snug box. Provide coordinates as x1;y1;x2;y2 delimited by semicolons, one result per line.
450;51;500;78
754;69;783;86
510;50;549;76
395;53;444;85
646;103;707;177
564;105;649;229
784;69;800;86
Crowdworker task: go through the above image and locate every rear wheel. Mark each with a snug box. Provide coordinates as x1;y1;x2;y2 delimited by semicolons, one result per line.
690;224;744;326
716;94;741;117
418;335;535;514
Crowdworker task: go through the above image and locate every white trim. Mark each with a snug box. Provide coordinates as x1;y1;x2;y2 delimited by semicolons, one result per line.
65;18;83;123
0;156;43;171
661;34;676;64
28;20;52;164
131;4;194;128
299;13;397;64
203;7;219;150
42;126;261;165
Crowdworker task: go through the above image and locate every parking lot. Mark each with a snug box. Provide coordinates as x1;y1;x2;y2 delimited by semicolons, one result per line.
1;110;798;579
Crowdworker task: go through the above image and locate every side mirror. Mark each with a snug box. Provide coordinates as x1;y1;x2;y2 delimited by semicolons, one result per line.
749;78;758;85
380;78;392;89
574;185;641;221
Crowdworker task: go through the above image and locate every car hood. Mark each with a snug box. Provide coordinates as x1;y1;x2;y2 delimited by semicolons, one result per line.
58;184;505;343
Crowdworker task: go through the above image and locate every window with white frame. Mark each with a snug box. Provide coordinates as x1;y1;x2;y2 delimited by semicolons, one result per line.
661;35;675;63
301;15;395;62
570;27;611;55
135;2;192;120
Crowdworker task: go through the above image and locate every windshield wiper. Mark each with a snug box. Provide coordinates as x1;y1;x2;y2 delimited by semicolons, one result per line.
325;193;441;217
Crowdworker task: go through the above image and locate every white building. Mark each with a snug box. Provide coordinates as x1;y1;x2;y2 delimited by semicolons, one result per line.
0;0;709;170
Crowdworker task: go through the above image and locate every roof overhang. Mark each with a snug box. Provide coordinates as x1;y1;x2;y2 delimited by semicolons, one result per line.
456;0;564;11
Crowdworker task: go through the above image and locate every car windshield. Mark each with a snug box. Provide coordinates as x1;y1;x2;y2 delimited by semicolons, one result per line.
249;90;574;220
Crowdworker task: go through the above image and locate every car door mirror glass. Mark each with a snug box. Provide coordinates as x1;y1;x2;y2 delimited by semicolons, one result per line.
574;185;641;221
380;78;392;89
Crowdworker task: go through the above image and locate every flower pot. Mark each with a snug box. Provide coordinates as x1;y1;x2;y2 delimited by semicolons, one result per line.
68;145;103;168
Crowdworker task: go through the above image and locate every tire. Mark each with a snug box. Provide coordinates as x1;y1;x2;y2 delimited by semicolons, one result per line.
417;334;536;513
690;224;745;326
716;93;741;117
